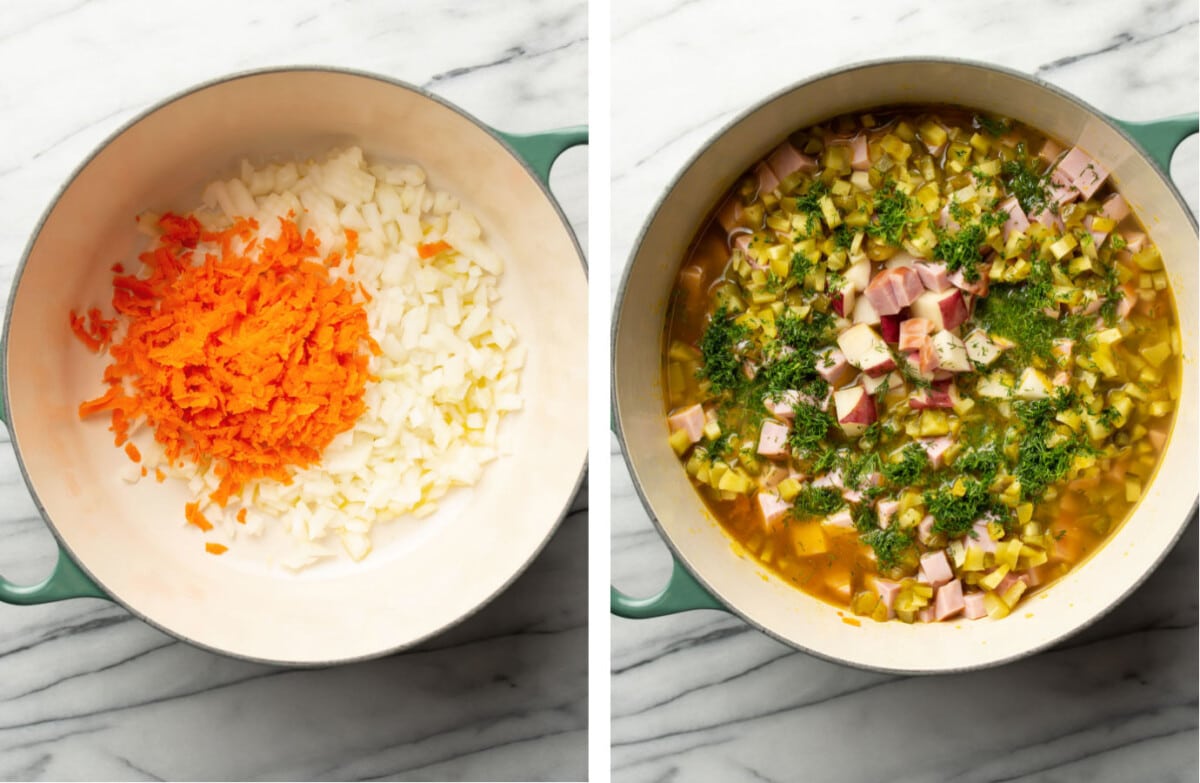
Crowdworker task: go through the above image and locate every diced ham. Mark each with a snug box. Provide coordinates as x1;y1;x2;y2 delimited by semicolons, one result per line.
1047;166;1079;206
970;521;998;554
898;318;934;352
742;359;758;380
1038;138;1063;165
757;420;790;457
1051;338;1075;365
668;404;705;444
757;492;791;530
760;464;789;488
1121;231;1147;253
998;196;1029;240
815;347;855;385
919;550;953;587
1055;147;1109;200
948;263;990;297
1030;207;1064;232
764;390;800;420
865;267;924;315
1101;193;1131;224
824;509;854;529
918;436;953;469
910;288;968;331
996;570;1033;596
812;470;844;490
870;576;902;617
963;591;987;620
715;197;744;233
934;579;965;621
906;344;937;380
754;161;780;196
876;499;899;528
938;202;960;232
1148;428;1167;451
918;515;936;545
914;261;953;292
766;141;818;181
917;606;936;623
850;135;871;171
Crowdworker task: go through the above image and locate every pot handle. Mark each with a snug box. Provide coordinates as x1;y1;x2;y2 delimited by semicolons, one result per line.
494;126;588;184
0;407;108;603
611;557;727;618
1112;114;1198;173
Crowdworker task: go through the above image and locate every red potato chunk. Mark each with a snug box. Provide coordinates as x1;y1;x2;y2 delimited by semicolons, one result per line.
834;386;877;438
909;288;968;331
929;330;971;373
837;323;896;377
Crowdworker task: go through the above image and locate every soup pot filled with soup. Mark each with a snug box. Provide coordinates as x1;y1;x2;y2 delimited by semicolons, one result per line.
612;59;1197;672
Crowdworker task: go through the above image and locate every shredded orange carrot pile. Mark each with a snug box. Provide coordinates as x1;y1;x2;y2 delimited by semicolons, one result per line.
205;542;228;555
69;308;118;352
77;211;379;512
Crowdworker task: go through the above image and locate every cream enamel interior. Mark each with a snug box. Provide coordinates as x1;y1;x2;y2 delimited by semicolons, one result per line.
4;70;587;664
615;61;1197;672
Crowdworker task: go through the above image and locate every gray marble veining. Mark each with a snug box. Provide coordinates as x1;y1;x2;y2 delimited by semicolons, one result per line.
0;1;587;781
611;1;1198;781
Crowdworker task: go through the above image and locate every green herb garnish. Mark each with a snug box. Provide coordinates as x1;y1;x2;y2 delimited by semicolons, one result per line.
882;443;929;486
791;486;845;518
861;526;914;569
697;306;748;395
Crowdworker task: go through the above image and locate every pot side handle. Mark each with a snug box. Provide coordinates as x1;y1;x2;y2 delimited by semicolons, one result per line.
611;557;727;618
494;126;588;185
1112;114;1198;173
0;408;108;604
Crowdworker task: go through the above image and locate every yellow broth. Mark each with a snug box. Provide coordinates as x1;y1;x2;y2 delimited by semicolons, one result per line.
663;106;1179;623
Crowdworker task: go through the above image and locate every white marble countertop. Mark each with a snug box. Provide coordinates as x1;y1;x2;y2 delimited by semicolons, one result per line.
0;1;587;780
611;1;1198;781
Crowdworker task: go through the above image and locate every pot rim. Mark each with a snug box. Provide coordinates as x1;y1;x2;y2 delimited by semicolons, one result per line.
1;64;588;667
611;55;1198;674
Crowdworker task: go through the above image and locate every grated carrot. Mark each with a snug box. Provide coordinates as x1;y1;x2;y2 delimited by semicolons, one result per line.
124;442;141;462
155;467;165;483
69;308;118;352
185;502;212;531
417;240;451;260
205;542;228;555
236;508;247;524
140;466;148;477
344;228;359;258
79;212;379;517
111;263;125;274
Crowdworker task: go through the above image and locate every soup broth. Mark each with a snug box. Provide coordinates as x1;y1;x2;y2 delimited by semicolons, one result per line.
663;106;1179;623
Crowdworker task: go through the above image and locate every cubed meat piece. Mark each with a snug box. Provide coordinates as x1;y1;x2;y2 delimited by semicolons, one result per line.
996;571;1034;596
964;329;1001;366
917;606;936;623
998;196;1030;240
934;579;965;621
970;521;999;554
715;197;744;234
850;134;871;171
1051;338;1075;365
766;141;818;181
898;318;935;351
852;294;881;326
914;261;953;292
1100;193;1130;224
876;498;899;528
963;591;987;620
815;347;856;385
1084;214;1110;249
918;436;954;469
938;202;961;232
929;330;971;373
906;343;938;381
910;288;968;331
869;576;902;617
757;420;790;457
844;257;872;291
834;386;878;438
760;464;789;488
918;515;936;545
763;390;800;420
919;550;954;587
837;323;897;377
1030;207;1065;232
865;267;925;316
824;509;854;529
668;404;705;444
1048;166;1080;206
1038;138;1063;164
812;470;844;490
753;161;780;196
757;491;791;531
1055;147;1109;200
948;263;990;297
1120;231;1147;253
